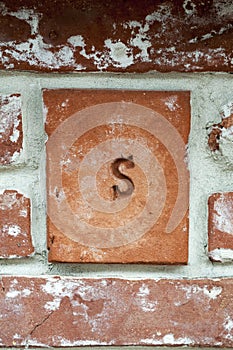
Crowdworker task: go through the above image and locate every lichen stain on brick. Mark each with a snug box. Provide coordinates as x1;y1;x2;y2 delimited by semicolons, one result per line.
0;0;232;72
0;94;22;165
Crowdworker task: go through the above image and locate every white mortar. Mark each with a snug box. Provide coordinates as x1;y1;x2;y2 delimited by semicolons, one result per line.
0;72;232;280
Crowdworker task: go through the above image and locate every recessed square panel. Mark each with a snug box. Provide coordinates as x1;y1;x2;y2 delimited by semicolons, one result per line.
44;90;190;263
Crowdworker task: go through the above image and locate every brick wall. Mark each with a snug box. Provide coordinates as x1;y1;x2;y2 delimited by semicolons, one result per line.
0;0;233;349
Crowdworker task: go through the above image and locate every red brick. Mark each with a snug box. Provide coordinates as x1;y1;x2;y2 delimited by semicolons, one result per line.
0;276;232;347
0;190;34;258
0;94;22;165
208;102;233;152
44;89;190;264
208;192;233;263
0;1;232;73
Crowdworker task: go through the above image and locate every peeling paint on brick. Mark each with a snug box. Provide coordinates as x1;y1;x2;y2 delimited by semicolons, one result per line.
0;190;34;258
0;94;22;165
208;192;233;262
214;194;233;235
0;1;232;72
208;101;233;153
0;277;233;347
209;248;233;263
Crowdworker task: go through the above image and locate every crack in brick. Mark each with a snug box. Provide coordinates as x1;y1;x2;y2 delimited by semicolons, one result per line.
28;296;73;339
29;311;54;337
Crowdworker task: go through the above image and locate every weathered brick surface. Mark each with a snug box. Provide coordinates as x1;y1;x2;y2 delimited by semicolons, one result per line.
0;1;232;73
0;276;232;347
208;102;233;152
0;94;22;165
208;192;233;263
0;190;34;258
44;89;190;264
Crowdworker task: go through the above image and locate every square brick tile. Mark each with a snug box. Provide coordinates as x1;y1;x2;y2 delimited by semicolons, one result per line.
0;190;34;258
208;192;233;262
44;90;190;264
0;94;22;165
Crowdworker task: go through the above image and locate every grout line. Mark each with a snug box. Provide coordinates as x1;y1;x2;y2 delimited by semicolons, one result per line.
0;72;232;278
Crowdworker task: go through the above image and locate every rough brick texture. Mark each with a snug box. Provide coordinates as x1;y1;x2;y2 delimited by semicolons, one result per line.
0;190;33;258
208;102;233;152
0;276;232;347
0;94;22;165
208;192;233;263
44;89;190;264
0;0;232;73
